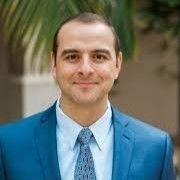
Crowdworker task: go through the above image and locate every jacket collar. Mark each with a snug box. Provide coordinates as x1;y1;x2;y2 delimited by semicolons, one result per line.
34;102;61;180
34;103;134;180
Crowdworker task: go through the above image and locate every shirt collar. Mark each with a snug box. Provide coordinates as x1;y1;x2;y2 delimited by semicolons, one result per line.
56;99;112;151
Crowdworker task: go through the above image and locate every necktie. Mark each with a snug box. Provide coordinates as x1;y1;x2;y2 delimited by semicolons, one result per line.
74;128;96;180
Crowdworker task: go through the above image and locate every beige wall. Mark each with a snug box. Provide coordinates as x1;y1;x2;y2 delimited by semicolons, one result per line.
0;79;23;123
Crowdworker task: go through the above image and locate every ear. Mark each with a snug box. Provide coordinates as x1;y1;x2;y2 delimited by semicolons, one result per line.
51;52;56;79
114;51;122;79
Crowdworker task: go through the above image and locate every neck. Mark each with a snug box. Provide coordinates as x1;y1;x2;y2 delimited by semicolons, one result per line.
60;98;108;127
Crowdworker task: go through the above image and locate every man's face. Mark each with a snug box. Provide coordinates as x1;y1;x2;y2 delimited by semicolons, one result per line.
52;21;122;106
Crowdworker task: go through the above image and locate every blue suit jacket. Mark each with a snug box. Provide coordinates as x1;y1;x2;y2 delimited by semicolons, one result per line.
0;103;176;180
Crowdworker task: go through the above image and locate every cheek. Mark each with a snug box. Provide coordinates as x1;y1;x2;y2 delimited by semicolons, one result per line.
56;66;77;82
110;64;120;79
98;64;117;79
97;69;114;83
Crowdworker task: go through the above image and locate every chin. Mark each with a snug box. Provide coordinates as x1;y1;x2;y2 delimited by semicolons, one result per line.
72;96;100;106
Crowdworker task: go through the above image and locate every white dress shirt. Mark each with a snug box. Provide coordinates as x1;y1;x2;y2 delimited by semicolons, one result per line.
56;100;114;180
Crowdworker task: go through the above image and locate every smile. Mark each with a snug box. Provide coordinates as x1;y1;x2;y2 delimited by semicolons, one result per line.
73;82;98;88
74;82;98;84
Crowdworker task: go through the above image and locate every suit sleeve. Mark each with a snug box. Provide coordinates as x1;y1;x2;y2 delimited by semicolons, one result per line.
0;137;5;180
160;134;176;180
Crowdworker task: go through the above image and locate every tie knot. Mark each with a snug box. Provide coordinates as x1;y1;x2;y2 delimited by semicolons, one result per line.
77;128;93;145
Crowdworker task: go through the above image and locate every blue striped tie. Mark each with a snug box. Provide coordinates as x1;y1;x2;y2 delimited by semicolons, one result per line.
74;128;96;180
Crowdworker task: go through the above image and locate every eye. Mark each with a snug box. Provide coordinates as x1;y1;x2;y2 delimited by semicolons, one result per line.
92;53;108;63
64;54;80;62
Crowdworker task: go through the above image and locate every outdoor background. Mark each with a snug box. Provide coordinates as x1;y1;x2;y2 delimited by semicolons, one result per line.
0;0;179;178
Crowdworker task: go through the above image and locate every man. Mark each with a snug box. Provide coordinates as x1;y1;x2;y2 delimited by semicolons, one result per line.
0;12;176;180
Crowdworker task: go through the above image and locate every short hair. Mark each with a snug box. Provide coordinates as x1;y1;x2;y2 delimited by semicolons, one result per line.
52;12;120;58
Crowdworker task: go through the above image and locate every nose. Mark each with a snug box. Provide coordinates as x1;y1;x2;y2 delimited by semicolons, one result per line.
78;55;94;76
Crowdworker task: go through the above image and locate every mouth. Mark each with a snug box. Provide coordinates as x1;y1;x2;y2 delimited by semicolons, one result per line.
74;81;98;84
73;81;98;88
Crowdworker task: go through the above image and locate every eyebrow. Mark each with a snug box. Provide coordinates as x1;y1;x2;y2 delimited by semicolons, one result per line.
61;49;79;57
60;48;111;57
92;49;111;56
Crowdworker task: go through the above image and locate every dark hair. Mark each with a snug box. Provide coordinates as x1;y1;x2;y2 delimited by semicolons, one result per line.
52;12;120;58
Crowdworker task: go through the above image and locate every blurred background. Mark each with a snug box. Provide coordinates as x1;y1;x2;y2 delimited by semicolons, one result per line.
0;0;179;178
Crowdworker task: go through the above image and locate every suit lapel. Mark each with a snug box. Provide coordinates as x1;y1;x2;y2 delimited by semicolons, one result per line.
34;104;134;180
34;104;61;180
112;107;134;180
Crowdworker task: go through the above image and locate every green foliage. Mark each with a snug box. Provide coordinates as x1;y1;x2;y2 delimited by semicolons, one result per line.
0;0;136;73
111;0;136;60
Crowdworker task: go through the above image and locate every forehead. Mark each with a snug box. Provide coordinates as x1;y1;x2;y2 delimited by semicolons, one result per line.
57;21;115;50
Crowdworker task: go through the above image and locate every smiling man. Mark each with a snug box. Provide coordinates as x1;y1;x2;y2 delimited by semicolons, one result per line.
51;18;121;127
0;13;176;180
